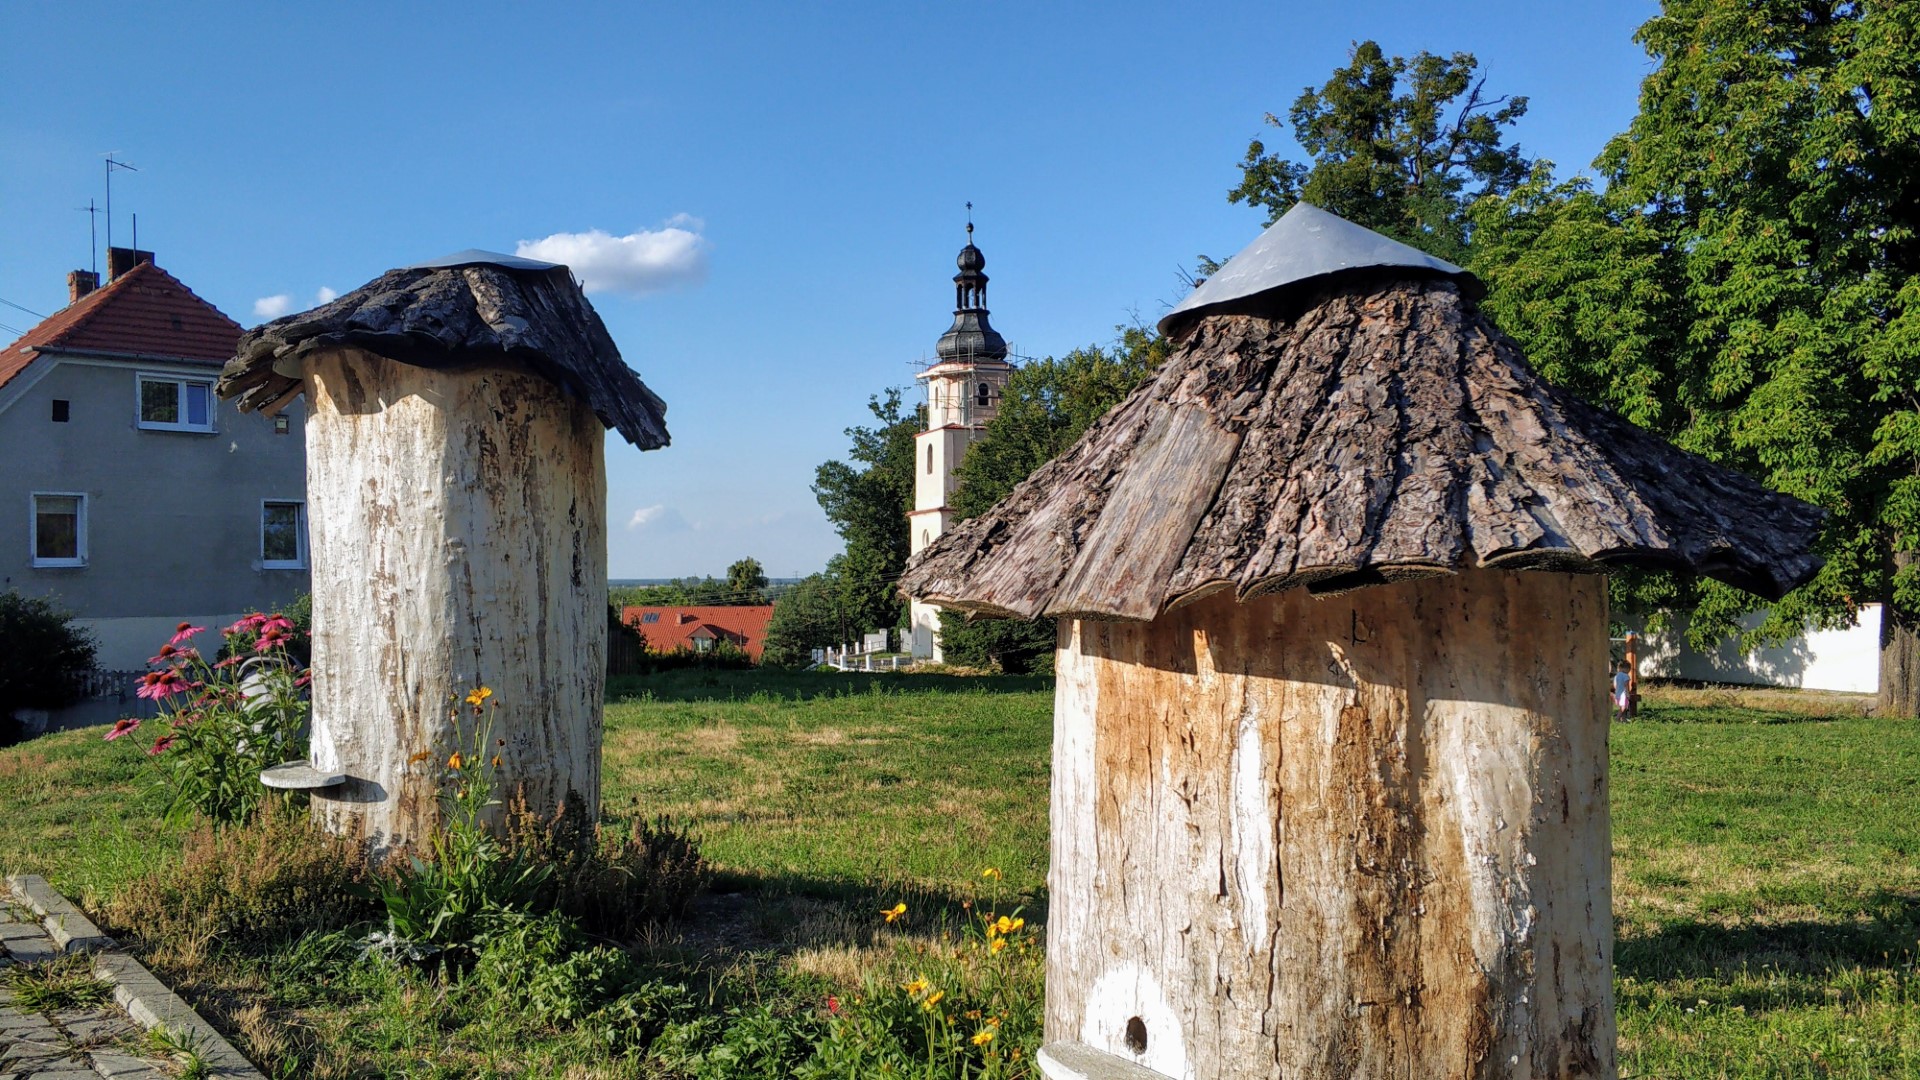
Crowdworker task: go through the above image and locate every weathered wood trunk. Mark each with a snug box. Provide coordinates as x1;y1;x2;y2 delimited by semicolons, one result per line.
303;347;608;854
1046;569;1614;1080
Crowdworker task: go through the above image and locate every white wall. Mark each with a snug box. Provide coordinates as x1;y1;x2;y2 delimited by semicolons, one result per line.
1637;605;1881;694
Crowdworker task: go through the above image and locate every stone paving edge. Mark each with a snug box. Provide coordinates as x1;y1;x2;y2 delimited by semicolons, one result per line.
5;874;114;953
3;874;265;1080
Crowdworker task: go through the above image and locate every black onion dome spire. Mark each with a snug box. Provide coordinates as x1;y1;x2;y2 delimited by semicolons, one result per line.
935;215;1008;363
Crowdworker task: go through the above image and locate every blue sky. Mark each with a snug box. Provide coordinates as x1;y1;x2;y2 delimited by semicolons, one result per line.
2;1;1658;578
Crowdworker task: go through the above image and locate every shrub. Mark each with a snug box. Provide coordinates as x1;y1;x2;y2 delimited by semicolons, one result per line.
0;590;97;723
106;613;309;824
107;807;375;952
509;791;712;940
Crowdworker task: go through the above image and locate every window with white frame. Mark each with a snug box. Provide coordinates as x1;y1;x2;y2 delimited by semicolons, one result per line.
261;501;307;569
30;493;86;567
137;374;215;432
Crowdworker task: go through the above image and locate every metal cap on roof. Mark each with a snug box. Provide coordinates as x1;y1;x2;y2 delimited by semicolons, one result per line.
1159;203;1478;337
404;249;562;272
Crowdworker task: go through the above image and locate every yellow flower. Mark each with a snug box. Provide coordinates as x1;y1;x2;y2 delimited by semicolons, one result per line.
990;937;1007;954
465;686;493;706
981;867;1001;881
971;1028;995;1046
903;977;930;996
883;902;907;924
447;752;464;770
921;990;945;1011
994;915;1017;935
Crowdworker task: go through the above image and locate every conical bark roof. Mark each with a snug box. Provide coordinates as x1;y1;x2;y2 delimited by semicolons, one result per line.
900;274;1825;621
217;252;668;449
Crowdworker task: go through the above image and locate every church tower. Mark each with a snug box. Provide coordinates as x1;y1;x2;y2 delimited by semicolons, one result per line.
908;217;1014;661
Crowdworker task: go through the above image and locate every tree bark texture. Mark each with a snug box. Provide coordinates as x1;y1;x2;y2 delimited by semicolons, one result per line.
1047;569;1613;1080
1880;552;1920;718
303;347;607;855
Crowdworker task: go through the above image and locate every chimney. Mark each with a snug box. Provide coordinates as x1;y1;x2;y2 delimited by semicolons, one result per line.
105;246;153;282
67;270;99;305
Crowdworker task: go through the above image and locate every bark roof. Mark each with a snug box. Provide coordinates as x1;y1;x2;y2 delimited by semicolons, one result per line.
216;254;668;449
899;275;1826;621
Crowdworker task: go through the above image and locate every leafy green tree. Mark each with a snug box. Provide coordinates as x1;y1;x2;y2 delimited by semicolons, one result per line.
724;558;769;605
937;330;1167;670
1467;0;1920;713
812;390;920;636
760;557;877;667
0;591;97;741
1229;40;1533;262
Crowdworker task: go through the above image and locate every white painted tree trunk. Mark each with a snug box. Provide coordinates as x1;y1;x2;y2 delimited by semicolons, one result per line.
302;347;607;855
1046;569;1613;1079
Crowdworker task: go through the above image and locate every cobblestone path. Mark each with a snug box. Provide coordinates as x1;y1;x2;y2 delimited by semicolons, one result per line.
0;900;172;1080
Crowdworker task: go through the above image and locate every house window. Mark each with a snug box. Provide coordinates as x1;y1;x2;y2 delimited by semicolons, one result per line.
137;374;215;432
926;444;934;474
693;635;713;653
262;501;307;568
641;613;660;624
30;493;86;567
273;414;291;435
977;382;991;407
51;400;69;422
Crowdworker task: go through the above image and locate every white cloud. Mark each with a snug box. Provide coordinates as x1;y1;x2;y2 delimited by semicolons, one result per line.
627;504;693;533
516;219;708;296
315;286;338;304
252;294;293;319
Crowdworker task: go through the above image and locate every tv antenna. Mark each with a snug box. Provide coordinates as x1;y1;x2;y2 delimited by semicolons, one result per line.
104;153;138;255
75;200;100;275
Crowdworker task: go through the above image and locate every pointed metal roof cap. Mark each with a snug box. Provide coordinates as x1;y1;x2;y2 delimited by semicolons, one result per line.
405;249;562;272
1159;203;1478;337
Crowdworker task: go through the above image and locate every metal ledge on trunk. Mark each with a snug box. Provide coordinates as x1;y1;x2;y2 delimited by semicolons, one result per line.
1037;1042;1176;1080
260;761;347;790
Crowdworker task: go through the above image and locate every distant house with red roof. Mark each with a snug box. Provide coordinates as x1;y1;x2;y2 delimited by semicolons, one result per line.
1;248;308;670
622;605;777;662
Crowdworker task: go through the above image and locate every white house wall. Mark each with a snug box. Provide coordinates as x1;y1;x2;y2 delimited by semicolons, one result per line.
1637;605;1881;694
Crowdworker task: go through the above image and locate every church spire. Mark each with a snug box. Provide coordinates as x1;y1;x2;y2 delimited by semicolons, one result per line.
936;204;1008;363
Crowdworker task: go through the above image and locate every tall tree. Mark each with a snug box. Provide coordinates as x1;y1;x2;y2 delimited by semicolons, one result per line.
1468;0;1920;713
940;330;1166;672
1229;40;1534;262
812;389;921;636
724;558;769;605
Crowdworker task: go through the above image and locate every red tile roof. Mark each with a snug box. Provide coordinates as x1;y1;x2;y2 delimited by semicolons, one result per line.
0;262;242;393
621;605;778;662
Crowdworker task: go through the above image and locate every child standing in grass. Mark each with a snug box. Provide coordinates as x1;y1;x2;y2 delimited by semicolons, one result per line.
1612;660;1633;721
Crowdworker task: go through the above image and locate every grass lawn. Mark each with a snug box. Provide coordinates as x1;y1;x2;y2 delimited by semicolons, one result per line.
1;671;1916;1077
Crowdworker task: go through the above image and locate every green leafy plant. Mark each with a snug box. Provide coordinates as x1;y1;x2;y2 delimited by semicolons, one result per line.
106;613;309;824
368;690;549;955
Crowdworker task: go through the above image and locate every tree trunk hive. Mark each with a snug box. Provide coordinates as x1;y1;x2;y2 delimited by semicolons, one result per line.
901;204;1824;1080
218;251;668;854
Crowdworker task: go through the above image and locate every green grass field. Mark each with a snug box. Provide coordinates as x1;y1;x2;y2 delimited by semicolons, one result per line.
2;673;1916;1077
